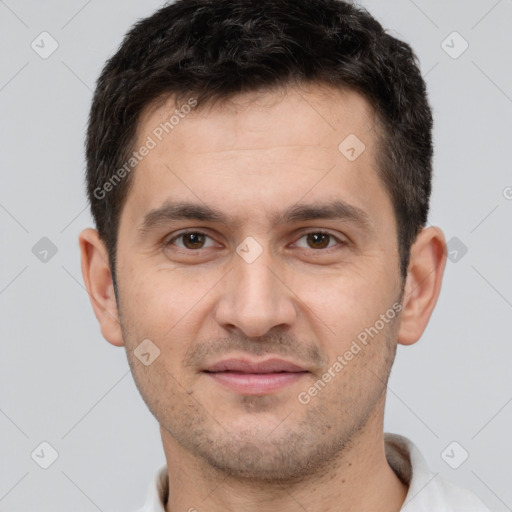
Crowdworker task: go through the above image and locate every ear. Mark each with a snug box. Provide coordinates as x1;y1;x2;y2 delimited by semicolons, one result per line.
397;226;447;346
79;228;124;347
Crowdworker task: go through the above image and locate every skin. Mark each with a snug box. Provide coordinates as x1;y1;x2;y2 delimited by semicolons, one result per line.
80;83;446;512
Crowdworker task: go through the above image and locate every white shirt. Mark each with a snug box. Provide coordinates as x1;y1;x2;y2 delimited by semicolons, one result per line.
136;433;490;511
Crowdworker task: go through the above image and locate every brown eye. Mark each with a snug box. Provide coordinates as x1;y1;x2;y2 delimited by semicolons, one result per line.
306;232;332;249
182;233;206;249
293;231;346;252
168;232;215;250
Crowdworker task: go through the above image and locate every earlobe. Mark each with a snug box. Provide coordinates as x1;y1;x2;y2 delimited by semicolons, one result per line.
397;226;447;346
78;228;125;347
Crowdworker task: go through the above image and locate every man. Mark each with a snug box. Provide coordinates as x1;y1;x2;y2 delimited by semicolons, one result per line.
79;0;490;510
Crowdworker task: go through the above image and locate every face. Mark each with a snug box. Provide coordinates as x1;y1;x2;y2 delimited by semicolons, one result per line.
115;85;405;482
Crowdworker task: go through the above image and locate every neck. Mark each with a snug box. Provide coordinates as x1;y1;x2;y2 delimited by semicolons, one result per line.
160;399;408;512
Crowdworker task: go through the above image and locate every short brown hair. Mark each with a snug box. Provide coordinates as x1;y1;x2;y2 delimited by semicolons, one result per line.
86;0;433;285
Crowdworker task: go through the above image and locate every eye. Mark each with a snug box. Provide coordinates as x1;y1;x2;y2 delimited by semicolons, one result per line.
294;231;345;250
167;231;217;250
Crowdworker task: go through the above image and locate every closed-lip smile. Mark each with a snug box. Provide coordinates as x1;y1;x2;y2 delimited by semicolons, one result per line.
203;357;309;394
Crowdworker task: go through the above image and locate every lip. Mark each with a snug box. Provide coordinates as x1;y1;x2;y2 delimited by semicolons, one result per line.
203;358;309;395
205;357;306;373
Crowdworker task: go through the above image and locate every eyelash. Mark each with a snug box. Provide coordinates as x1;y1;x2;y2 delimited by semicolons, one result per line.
164;230;347;252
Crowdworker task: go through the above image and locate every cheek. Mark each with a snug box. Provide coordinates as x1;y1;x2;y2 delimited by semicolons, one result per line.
118;263;216;350
291;261;398;343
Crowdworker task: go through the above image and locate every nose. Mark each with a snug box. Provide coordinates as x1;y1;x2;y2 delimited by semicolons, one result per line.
214;249;298;338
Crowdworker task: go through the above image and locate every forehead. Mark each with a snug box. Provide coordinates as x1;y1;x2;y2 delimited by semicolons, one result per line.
121;84;391;233
138;84;379;157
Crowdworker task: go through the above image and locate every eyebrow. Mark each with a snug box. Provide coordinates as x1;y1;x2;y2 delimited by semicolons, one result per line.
138;199;372;235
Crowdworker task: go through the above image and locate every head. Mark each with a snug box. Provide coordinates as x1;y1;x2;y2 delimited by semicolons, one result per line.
80;0;446;482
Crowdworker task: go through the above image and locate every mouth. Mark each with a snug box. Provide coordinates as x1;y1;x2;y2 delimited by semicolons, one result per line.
203;358;309;395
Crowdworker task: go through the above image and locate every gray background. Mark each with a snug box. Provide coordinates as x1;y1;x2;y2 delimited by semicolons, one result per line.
1;0;511;510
